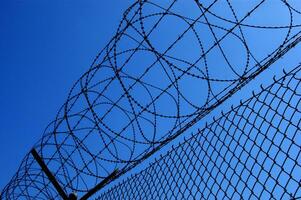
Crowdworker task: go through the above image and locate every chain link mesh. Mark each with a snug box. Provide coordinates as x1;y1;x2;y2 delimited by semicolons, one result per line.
97;64;301;200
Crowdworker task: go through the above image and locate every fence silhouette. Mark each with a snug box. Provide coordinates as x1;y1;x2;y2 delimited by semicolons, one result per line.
97;64;301;199
1;0;301;199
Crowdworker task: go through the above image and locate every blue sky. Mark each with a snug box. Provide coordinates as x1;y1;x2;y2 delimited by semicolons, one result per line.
1;0;301;198
0;0;132;189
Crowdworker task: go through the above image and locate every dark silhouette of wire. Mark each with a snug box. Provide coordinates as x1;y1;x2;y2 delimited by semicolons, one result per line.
97;63;301;200
1;0;301;199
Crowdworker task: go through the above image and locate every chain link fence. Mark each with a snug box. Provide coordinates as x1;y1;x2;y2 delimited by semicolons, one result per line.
1;0;301;199
97;64;301;200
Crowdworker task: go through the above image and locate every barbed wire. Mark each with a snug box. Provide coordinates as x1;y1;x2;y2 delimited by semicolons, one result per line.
97;63;301;200
1;0;301;199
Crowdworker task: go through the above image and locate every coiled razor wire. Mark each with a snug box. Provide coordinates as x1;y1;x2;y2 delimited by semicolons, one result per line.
1;0;301;199
97;63;301;200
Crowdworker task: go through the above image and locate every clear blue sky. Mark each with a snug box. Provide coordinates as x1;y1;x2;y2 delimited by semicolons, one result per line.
1;0;301;198
0;0;132;189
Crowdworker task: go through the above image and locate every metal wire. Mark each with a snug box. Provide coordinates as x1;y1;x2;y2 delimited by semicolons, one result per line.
1;0;301;199
97;63;301;200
